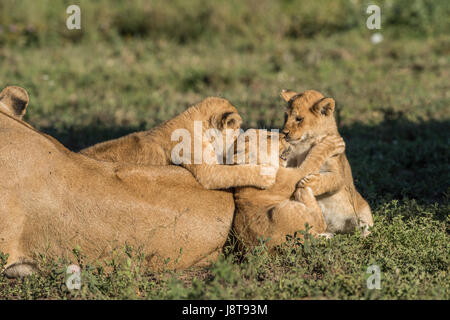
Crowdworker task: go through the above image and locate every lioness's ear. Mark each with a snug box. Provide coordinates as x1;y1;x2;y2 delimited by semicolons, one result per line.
280;89;299;102
0;86;29;119
311;97;335;116
220;112;242;130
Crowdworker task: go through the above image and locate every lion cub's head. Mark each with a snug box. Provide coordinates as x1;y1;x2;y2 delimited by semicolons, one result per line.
232;129;292;168
280;89;338;146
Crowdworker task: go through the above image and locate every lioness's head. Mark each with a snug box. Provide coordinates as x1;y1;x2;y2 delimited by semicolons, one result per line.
280;89;338;145
0;86;29;120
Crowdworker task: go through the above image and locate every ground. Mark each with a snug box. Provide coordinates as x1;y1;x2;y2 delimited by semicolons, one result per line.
0;0;448;299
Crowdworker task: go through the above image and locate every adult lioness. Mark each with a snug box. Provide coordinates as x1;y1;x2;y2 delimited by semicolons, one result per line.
0;86;235;277
81;97;276;190
233;130;345;250
280;89;373;235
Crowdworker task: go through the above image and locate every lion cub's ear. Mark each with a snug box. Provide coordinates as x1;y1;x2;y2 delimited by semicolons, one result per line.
0;86;29;119
221;112;242;130
280;89;299;102
311;97;335;116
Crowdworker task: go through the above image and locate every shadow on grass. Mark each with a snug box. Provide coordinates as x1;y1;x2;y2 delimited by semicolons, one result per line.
39;114;449;208
40;120;147;152
341;117;449;206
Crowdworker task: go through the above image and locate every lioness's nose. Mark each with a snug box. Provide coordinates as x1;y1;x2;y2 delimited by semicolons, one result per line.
282;129;289;136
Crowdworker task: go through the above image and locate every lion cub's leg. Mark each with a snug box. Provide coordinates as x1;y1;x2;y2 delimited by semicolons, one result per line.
355;195;373;238
268;187;326;248
183;163;277;190
293;187;333;239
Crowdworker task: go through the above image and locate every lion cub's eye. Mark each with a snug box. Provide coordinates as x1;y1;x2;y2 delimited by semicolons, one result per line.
295;116;304;123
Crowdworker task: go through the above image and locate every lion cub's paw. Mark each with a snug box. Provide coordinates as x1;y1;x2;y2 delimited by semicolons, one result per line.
318;135;346;156
297;173;320;192
293;186;315;204
361;227;371;238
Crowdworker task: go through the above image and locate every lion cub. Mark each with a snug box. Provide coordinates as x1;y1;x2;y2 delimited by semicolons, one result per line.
280;89;373;236
81;97;276;190
232;129;345;250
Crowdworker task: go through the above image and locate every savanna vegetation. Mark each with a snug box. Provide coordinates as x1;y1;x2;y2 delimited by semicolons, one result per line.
0;0;448;299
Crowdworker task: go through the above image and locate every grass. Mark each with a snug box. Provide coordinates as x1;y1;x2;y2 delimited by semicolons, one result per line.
0;0;449;299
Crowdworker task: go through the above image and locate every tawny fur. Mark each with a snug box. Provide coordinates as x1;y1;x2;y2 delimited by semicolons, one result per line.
0;87;235;277
280;89;373;236
233;130;346;250
0;86;29;120
81;97;277;190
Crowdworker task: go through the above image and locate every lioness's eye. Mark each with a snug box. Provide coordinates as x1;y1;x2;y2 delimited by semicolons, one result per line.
296;116;304;123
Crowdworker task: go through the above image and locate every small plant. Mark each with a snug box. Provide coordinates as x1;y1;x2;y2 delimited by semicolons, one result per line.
0;251;9;273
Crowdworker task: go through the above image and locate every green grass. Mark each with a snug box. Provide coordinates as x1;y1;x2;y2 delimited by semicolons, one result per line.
0;0;449;299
